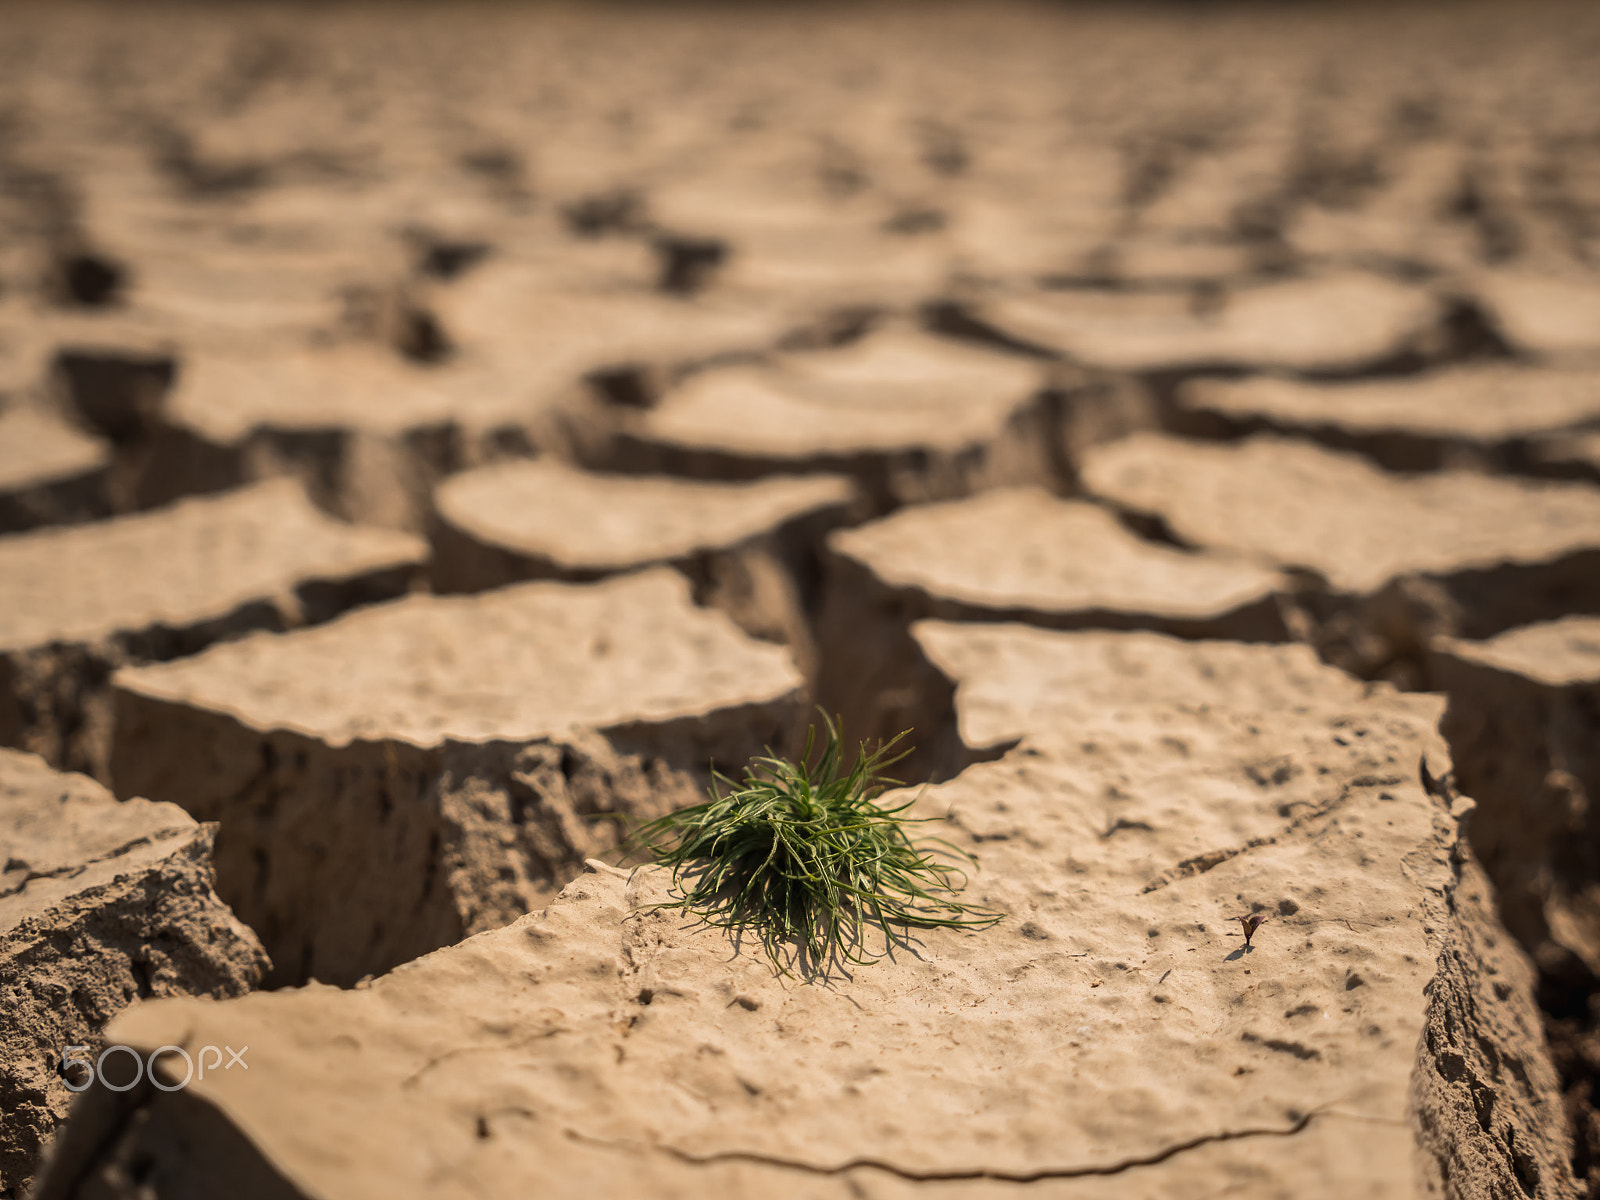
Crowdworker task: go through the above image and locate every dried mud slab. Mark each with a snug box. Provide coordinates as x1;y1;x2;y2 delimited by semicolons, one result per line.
711;223;952;310
433;263;803;407
0;324;47;402
1082;433;1600;683
1178;364;1600;473
0;405;111;532
0;749;268;1197
109;569;804;987
816;489;1290;777
0;479;425;781
645;180;952;308
911;621;1369;757
1432;617;1600;975
1471;270;1600;363
34;695;1573;1200
125;259;353;346
948;187;1119;282
431;461;855;676
604;325;1053;510
828;489;1287;638
968;272;1442;375
132;346;535;530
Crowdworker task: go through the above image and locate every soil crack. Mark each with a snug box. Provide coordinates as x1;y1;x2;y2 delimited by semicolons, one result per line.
0;828;190;900
567;1110;1320;1183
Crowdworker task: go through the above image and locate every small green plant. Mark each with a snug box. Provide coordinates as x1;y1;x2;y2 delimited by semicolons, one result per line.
630;714;1001;976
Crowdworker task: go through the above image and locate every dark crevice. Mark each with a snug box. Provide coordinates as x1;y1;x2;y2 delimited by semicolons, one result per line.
416;239;492;281
653;234;727;295
395;306;452;364
55;251;126;308
563;189;647;238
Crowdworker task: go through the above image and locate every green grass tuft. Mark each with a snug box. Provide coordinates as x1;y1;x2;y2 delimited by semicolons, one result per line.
630;713;1001;977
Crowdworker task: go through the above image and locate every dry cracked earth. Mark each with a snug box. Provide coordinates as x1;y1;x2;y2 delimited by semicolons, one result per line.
3;1;1600;1197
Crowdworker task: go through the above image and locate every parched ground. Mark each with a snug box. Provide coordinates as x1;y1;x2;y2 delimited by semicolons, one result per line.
4;1;1600;1197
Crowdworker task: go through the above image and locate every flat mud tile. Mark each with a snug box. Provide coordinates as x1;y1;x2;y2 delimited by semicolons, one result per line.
816;491;1292;777
0;749;267;1196
136;345;523;528
432;461;853;587
431;462;855;675
432;263;799;388
1471;269;1600;363
610;324;1053;510
829;490;1287;638
971;272;1442;374
109;569;804;986
1179;364;1600;473
911;622;1367;757
0;479;425;780
1083;433;1600;681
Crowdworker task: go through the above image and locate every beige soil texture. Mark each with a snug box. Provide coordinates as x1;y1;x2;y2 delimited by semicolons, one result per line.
29;687;1574;1200
642;175;957;309
0;748;268;1196
8;0;1600;1194
1177;365;1600;474
430;461;856;678
109;259;352;350
815;489;1291;779
964;273;1444;375
0;404;111;532
1470;271;1600;364
55;217;397;353
0;479;425;782
0;324;46;402
1081;433;1600;685
909;622;1370;758
108;569;803;987
599;324;1054;512
431;261;810;413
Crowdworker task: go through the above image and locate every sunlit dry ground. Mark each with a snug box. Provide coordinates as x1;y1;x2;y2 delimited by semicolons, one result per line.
5;2;1600;1198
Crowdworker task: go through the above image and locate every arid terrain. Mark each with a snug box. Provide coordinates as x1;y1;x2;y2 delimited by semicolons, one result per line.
4;1;1600;1196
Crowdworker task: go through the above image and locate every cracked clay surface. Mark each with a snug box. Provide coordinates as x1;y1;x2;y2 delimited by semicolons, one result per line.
41;682;1567;1199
